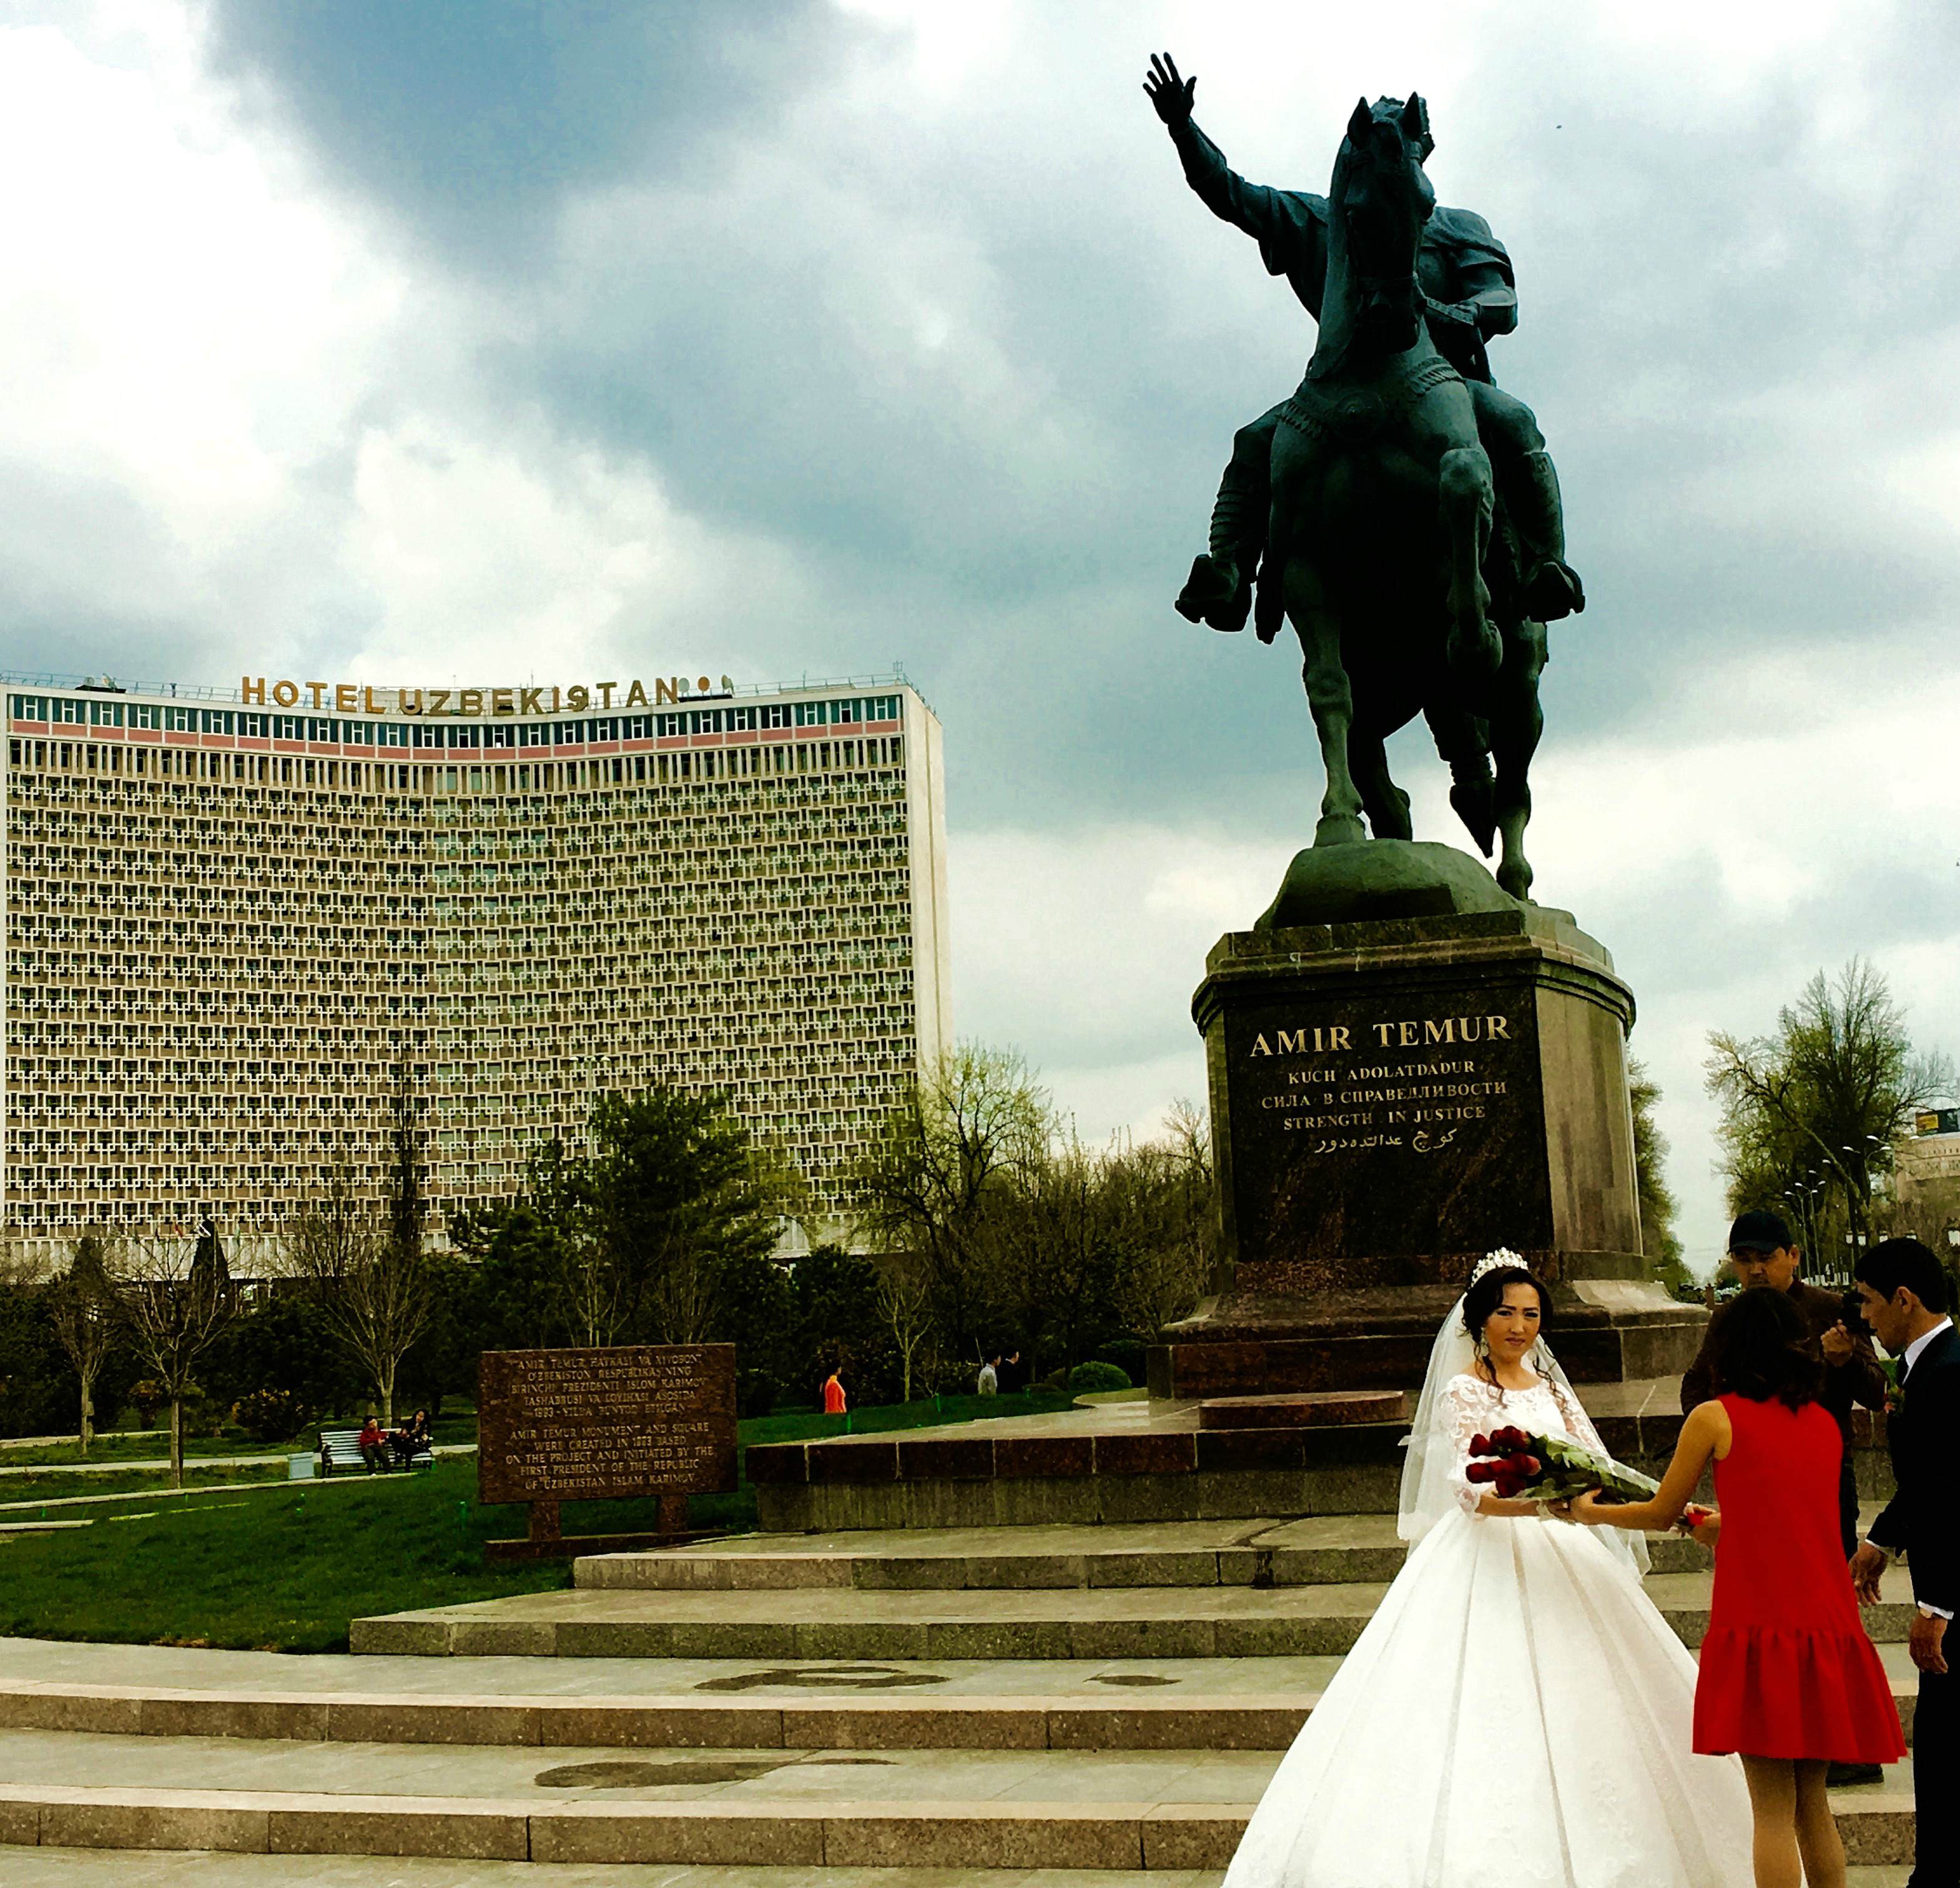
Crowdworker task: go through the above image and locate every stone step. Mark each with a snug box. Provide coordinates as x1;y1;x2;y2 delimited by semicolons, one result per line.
0;1729;1917;1870
0;1856;1239;1888
0;1672;1319;1752
0;1863;1914;1888
354;1581;1394;1661
575;1516;1710;1592
0;1728;1266;1869
0;1642;1922;1749
354;1571;1918;1661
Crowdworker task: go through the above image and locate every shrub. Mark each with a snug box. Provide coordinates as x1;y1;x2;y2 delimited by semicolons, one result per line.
177;1383;222;1438
1068;1360;1131;1394
127;1379;170;1428
232;1389;310;1445
1094;1340;1148;1387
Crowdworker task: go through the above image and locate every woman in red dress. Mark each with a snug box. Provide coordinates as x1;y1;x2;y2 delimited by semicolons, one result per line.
1577;1286;1903;1888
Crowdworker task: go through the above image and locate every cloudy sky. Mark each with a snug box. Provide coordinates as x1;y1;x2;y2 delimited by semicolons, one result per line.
5;0;1956;1271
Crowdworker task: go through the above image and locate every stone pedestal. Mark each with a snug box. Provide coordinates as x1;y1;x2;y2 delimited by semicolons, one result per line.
1151;853;1703;1400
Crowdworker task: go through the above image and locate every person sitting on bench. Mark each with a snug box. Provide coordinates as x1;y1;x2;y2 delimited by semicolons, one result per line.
358;1415;390;1473
388;1409;431;1468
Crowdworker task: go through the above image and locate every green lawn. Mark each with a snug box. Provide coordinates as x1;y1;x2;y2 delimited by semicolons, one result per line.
0;1390;1082;1653
0;1433;292;1468
2;1408;481;1470
0;1463;288;1506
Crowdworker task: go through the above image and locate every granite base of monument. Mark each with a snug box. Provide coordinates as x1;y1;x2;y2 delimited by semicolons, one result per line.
1150;846;1705;1402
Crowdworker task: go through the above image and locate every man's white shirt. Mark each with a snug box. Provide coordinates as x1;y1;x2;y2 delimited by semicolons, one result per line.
1866;1317;1954;1619
1903;1318;1954;1377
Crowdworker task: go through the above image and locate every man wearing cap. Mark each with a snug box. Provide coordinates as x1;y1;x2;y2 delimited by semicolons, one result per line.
1683;1209;1889;1555
1683;1209;1892;1786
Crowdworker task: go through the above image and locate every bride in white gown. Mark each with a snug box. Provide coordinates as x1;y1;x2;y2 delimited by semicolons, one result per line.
1221;1253;1753;1888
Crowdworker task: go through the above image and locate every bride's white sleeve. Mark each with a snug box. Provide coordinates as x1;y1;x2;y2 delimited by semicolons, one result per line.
1548;1375;1610;1459
1440;1376;1497;1515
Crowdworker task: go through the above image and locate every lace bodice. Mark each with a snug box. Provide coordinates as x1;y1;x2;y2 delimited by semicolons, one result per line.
1441;1370;1610;1514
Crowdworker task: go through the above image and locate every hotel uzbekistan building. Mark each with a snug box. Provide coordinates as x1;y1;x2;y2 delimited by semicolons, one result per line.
1;670;950;1261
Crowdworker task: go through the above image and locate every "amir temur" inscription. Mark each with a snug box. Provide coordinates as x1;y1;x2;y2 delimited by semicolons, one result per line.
1248;1014;1510;1057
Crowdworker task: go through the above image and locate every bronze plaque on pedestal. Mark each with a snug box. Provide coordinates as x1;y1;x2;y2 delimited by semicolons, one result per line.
1222;978;1544;1294
478;1345;736;1556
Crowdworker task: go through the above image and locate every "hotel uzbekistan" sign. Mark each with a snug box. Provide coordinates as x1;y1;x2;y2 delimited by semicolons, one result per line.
238;676;737;716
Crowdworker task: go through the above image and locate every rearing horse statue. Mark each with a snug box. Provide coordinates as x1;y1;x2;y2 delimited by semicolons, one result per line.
1148;63;1572;903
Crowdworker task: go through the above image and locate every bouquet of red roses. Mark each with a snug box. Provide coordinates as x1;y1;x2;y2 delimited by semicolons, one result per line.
1465;1423;1658;1505
1465;1425;1715;1536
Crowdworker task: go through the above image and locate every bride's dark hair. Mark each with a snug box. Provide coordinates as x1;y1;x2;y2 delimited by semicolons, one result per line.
1462;1263;1553;1383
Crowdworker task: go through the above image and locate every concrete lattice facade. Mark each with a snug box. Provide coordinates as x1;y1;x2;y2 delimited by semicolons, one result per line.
2;674;949;1259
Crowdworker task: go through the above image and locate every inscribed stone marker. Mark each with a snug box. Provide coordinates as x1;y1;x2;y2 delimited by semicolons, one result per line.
478;1345;737;1508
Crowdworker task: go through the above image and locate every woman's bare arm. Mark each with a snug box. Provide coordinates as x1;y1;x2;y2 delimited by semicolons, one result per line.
1573;1400;1728;1532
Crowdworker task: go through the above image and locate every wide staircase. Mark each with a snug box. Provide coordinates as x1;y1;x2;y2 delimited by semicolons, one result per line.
0;1472;1920;1882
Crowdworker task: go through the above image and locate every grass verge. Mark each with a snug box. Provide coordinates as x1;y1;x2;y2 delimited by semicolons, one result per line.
0;1463;290;1505
1;1409;480;1470
0;1390;1083;1652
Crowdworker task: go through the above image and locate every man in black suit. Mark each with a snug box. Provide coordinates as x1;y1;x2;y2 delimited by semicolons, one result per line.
1851;1237;1957;1887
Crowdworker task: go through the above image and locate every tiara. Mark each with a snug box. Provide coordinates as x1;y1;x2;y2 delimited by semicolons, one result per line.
1470;1248;1525;1286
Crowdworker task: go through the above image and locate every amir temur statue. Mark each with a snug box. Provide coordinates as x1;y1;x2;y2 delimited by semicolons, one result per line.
1145;53;1585;900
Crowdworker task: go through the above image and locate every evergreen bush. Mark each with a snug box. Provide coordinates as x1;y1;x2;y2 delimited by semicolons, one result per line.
1067;1360;1130;1394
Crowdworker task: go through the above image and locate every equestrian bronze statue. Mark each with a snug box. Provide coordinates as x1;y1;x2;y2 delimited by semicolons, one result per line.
1146;54;1583;900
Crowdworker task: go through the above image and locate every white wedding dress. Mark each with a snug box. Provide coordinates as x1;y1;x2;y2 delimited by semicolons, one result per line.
1221;1315;1754;1888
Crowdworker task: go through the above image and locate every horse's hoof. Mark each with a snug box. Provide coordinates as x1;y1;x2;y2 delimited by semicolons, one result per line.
1450;781;1497;858
1524;559;1586;622
1314;814;1367;847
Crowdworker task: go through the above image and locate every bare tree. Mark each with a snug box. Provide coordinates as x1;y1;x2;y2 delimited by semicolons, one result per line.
872;1247;934;1402
285;1109;436;1425
122;1217;239;1489
852;1044;1051;1357
47;1232;121;1455
1105;1102;1216;1341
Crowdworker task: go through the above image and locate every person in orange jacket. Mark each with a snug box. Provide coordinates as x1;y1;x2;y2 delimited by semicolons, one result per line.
822;1368;847;1415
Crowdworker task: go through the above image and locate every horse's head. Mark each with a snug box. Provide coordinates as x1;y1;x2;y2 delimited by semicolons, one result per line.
1331;94;1436;355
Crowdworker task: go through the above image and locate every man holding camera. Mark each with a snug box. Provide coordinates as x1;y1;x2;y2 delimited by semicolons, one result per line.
1683;1210;1890;1556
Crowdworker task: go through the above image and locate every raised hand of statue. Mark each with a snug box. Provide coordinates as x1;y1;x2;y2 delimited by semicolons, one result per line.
1144;52;1196;127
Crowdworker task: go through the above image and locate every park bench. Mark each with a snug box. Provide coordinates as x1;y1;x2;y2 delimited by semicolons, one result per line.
318;1427;435;1477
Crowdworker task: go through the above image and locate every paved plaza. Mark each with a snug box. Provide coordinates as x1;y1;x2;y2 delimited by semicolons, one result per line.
0;1510;1923;1874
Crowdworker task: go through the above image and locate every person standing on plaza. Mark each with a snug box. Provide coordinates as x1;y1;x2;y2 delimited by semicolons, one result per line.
1850;1237;1959;1888
976;1356;998;1397
821;1366;847;1416
1580;1287;1904;1888
1682;1212;1891;1781
1221;1252;1755;1888
1682;1212;1888;1553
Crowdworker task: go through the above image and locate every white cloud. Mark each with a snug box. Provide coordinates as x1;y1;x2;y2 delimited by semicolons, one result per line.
337;419;802;686
0;13;397;589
